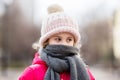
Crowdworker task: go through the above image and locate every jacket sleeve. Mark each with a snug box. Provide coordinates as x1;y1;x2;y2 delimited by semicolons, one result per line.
19;67;34;80
87;68;95;80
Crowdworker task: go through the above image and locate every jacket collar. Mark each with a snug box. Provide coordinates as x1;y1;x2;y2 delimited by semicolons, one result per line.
32;52;46;65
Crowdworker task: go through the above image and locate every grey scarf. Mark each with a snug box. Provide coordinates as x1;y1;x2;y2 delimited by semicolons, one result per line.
39;45;90;80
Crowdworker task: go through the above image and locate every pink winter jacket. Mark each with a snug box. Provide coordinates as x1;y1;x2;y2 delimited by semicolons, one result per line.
19;52;95;80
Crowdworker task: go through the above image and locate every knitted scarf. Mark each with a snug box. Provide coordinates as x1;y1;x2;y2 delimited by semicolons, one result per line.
39;45;90;80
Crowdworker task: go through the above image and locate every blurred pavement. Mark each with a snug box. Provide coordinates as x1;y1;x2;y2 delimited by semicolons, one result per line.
90;66;120;80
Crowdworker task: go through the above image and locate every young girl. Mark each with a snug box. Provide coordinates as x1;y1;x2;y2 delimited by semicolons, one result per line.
19;4;95;80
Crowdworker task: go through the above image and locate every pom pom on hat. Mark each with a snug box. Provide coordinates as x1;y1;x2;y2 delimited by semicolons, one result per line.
39;4;81;48
47;4;64;14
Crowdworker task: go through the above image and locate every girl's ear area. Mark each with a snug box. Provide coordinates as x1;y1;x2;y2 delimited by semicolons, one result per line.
73;41;82;49
43;39;49;48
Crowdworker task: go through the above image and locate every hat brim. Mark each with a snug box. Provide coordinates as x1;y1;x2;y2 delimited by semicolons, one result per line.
39;26;80;47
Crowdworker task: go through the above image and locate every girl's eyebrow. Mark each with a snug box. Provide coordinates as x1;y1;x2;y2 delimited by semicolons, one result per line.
53;36;61;38
67;37;73;38
67;36;74;39
53;36;73;38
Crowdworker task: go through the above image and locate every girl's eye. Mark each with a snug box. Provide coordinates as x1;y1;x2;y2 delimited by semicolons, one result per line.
67;38;73;42
55;37;61;42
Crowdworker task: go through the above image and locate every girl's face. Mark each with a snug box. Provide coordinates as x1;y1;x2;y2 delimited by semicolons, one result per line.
48;32;75;46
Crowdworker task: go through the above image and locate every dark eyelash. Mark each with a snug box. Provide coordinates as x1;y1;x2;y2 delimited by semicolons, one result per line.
69;38;72;40
55;37;61;40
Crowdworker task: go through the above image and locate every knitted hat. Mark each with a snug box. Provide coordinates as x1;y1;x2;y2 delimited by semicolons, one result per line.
39;4;81;47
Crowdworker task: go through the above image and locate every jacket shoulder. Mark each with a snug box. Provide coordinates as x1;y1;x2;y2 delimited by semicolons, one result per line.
19;66;35;80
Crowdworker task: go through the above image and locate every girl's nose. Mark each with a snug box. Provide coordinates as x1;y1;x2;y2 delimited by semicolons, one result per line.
61;41;68;46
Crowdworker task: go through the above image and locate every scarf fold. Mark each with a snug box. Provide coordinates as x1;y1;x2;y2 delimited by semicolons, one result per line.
39;45;90;80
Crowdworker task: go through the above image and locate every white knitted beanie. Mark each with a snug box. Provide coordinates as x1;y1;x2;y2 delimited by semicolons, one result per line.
39;4;81;47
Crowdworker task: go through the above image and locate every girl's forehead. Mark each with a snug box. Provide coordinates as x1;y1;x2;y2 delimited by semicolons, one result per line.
52;32;74;37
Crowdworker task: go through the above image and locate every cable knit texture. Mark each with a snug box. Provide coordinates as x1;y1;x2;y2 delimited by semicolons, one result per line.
39;12;81;47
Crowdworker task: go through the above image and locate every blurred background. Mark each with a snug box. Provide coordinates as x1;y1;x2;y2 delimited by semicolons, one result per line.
0;0;120;80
